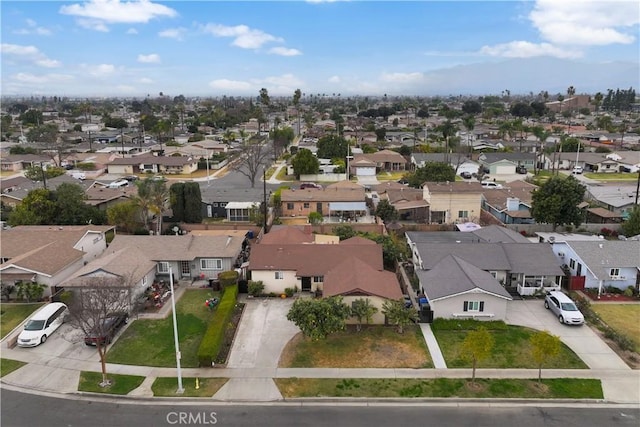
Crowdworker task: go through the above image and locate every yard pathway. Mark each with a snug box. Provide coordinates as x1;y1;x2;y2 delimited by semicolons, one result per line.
419;324;447;369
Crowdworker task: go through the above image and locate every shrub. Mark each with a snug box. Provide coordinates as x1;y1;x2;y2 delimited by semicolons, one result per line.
218;270;239;291
76;162;96;171
248;280;265;297
431;318;508;331
197;284;238;367
284;287;295;297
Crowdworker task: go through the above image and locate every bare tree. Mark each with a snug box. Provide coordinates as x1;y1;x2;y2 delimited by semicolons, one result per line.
66;275;135;387
230;140;273;187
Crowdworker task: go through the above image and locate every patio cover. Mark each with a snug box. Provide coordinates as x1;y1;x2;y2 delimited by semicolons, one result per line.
456;222;482;232
225;202;258;209
329;202;367;211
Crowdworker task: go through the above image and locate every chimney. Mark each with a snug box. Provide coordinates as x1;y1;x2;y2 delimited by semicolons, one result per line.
226;236;232;247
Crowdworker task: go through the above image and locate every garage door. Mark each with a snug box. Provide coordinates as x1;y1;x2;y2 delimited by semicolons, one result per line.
356;167;376;176
495;165;515;175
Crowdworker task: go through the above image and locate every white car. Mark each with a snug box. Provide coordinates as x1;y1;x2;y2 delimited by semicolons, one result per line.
481;181;503;189
17;303;68;347
544;291;584;325
572;166;583;174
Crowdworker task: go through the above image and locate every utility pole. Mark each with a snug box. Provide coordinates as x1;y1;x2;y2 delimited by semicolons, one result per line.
120;127;125;158
263;168;268;234
40;162;47;189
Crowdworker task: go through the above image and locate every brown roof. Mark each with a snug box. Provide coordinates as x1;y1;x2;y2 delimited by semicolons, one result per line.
323;257;402;300
281;187;365;202
249;240;383;275
340;236;376;245
85;186;138;205
482;183;536;210
0;225;114;276
587;207;623;218
326;180;365;190
424;181;483;193
373;181;408;192
105;234;244;261
259;227;314;245
394;200;430;210
381;187;424;204
355;149;407;164
109;154;197;166
506;209;532;218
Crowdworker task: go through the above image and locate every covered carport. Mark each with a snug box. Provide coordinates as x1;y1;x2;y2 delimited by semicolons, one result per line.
328;201;368;222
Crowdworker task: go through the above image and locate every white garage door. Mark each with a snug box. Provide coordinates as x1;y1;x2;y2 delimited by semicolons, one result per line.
356;167;376;176
495;165;515;175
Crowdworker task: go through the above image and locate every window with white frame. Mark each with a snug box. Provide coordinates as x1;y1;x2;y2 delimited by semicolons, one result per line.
463;301;484;312
304;202;310;208
569;259;575;269
458;210;468;218
142;276;148;286
275;271;284;280
609;268;620;277
200;258;222;270
489;271;497;278
287;203;294;210
157;262;170;273
313;276;324;283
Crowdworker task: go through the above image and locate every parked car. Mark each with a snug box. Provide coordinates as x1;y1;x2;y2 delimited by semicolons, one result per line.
84;312;129;346
300;182;322;189
17;303;68;347
123;175;138;182
481;181;503;189
572;166;583;174
108;179;129;189
460;171;472;179
544;291;584;325
515;165;528;174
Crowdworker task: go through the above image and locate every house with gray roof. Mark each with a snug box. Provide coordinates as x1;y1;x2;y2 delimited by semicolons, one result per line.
416;255;512;320
478;152;536;175
482;181;538;224
586;184;638;217
548;240;640;294
200;185;267;221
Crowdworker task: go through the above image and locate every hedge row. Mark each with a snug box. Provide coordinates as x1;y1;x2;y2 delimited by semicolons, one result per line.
197;284;238;367
431;318;508;331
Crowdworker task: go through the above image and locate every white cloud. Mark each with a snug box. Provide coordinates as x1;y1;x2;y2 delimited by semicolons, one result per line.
159;27;187;40
530;0;638;46
80;63;117;77
12;72;73;84
268;47;302;56
76;18;110;32
139;77;154;84
59;0;178;24
328;75;341;83
201;23;283;49
116;85;137;93
14;19;52;36
1;43;61;68
479;41;582;59
380;72;424;83
127;28;138;34
209;79;253;91
137;53;160;63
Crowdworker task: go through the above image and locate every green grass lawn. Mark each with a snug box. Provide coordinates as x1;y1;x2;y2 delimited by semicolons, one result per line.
0;303;45;339
1;358;27;377
377;171;406;181
592;304;640;353
152;377;228;397
106;289;218;368
276;378;603;399
584;172;638;181
431;319;587;369
279;325;432;368
78;371;145;395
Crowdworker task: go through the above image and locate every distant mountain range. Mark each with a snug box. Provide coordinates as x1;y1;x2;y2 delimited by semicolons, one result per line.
421;57;639;96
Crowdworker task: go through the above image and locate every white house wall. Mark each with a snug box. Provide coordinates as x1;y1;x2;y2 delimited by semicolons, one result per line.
342;295;388;325
75;231;110;262
251;270;301;294
432;292;508;321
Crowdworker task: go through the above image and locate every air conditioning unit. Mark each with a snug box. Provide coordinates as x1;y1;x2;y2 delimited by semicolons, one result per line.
558;252;565;257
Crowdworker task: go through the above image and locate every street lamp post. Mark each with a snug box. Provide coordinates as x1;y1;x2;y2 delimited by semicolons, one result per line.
168;267;184;393
263;168;268;234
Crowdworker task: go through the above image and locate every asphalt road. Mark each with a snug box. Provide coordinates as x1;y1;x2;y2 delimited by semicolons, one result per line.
1;389;639;427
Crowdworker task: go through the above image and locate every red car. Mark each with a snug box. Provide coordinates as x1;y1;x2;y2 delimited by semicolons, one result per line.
84;312;129;346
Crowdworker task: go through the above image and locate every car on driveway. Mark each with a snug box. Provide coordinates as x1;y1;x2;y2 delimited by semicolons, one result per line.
17;303;68;347
544;291;584;325
460;171;472;179
84;312;129;346
572;166;583;174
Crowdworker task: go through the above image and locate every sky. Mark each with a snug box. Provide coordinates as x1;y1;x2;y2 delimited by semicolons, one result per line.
1;0;639;98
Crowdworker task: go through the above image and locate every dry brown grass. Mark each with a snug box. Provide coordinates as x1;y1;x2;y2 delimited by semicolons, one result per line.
279;325;432;368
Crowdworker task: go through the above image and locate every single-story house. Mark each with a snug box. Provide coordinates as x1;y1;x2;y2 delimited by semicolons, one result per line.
107;154;198;175
352;149;407;172
0;154;53;172
482;181;538;224
280;181;367;220
200;185;267;221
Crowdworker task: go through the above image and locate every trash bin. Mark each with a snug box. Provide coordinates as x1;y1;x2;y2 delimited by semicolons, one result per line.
209;279;220;291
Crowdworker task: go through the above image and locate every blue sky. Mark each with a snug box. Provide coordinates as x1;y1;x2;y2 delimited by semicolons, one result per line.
1;0;639;97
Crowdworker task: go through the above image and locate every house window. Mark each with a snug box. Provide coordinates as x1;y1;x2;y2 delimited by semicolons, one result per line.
569;259;576;269
463;301;484;312
157;262;170;273
275;271;284;280
219;202;227;207
213;203;218;207
287;203;294;210
609;268;620;277
489;271;497;278
142;276;148;286
304;202;310;208
200;259;222;270
458;210;468;218
313;276;324;283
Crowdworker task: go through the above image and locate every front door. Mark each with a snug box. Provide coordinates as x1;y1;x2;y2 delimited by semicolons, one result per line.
316;203;323;215
179;261;191;278
301;277;312;292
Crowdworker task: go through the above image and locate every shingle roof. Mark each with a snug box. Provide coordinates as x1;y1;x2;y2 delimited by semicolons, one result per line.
105;234;244;261
259;227;314;245
323;257;402;300
567;240;640;279
423;181;483;193
416;255;512;301
281;187;365;202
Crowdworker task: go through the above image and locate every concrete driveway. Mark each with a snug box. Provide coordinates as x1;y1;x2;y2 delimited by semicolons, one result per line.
505;300;630;370
226;298;300;369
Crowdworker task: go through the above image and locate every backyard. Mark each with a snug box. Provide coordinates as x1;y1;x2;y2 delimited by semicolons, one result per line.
106;289;218;368
279;325;432;368
591;304;640;353
0;303;45;339
431;319;587;369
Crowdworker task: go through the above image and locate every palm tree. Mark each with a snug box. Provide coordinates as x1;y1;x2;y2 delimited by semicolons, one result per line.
462;115;475;154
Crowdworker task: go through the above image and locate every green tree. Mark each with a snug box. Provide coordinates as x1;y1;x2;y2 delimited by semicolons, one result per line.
461;100;482;115
381;299;417;334
316;134;348;159
407;162;456;187
19;108;43;126
23;165;65;181
621;206;640;237
8;188;56;225
183;182;203;223
461;326;494;384
375;199;398;223
332;224;357;240
291;148;320;178
531;176;586;231
106;200;141;233
15;282;47;302
133;178;168;233
286;297;351;340
54;183;105;225
308;211;323;225
530;330;562;383
350;298;378;332
169;183;185;222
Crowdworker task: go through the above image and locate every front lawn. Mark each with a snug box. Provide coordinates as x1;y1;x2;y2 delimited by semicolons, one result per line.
276;378;603;399
0;303;45;339
584;172;638;181
592;304;640;353
1;358;26;377
106;289;218;368
431;319;587;369
279;325;432;368
78;371;145;395
152;377;228;397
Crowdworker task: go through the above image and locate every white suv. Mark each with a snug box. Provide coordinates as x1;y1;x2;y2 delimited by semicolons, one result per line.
544;291;584;325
